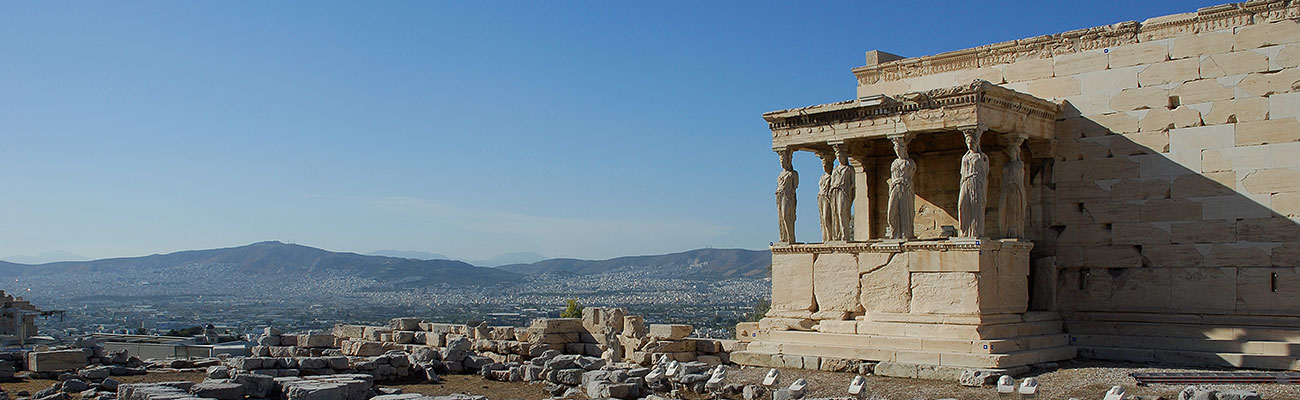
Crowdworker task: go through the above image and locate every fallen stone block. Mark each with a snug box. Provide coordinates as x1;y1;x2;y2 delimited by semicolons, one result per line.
299;334;335;348
206;365;231;379
959;368;1004;387
341;341;385;357
232;373;275;398
28;350;89;372
333;325;367;339
60;379;90;393
390;318;423;331
529;318;584;334
648;324;692;340
189;380;245;400
77;366;111;381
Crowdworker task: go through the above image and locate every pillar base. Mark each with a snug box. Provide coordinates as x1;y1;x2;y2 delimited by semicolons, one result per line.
753;239;1069;369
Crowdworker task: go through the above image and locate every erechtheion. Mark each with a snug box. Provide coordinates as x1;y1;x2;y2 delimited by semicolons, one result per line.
736;1;1300;373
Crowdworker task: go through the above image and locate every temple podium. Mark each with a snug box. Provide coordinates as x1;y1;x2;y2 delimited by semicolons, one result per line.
738;81;1074;371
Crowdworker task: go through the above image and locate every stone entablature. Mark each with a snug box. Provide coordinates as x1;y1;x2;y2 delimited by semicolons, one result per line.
850;0;1300;87
763;81;1060;152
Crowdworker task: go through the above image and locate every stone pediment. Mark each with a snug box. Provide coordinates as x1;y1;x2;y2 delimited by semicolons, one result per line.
763;80;1060;151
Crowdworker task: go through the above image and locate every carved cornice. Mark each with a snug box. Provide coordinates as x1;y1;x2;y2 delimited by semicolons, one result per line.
763;80;1060;132
850;0;1298;85
770;240;1025;254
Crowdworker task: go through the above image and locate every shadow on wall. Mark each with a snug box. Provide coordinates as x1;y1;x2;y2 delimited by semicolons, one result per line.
1049;100;1300;366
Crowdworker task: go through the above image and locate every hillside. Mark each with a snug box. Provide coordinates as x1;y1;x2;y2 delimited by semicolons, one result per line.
0;241;522;286
497;248;770;280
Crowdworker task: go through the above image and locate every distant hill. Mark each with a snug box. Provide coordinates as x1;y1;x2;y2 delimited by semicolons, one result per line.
498;248;770;280
0;241;521;286
2;250;90;265
470;252;547;267
367;250;547;267
367;249;455;260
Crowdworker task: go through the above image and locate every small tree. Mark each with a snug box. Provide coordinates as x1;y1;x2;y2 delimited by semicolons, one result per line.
560;299;584;318
745;299;771;322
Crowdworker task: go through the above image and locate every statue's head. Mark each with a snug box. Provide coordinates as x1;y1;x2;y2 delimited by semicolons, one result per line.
963;129;982;152
778;149;792;169
820;153;834;173
890;136;909;159
832;144;848;163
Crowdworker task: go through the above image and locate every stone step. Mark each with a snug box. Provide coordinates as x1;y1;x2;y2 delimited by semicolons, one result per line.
1078;345;1300;370
766;330;1069;355
733;342;1076;369
1065;319;1300;342
851;319;1063;340
1070;333;1300;356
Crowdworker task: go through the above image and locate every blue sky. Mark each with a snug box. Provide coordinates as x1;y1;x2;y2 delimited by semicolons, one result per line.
0;1;1222;262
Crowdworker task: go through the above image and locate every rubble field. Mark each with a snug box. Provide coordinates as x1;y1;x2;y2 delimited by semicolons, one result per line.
6;360;1300;400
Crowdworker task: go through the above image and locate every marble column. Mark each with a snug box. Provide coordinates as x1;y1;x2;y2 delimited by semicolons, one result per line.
957;126;989;238
1000;133;1028;239
776;149;798;244
849;154;874;241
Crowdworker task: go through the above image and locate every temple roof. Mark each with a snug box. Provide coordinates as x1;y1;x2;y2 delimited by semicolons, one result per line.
763;80;1061;151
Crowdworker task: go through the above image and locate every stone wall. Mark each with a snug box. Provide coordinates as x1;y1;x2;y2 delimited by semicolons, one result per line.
848;1;1300;366
854;2;1300;316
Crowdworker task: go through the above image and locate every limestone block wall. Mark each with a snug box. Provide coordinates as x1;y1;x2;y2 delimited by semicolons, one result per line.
767;242;1031;322
853;3;1300;319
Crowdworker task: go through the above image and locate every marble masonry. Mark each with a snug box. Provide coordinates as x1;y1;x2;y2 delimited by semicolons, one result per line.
737;0;1300;372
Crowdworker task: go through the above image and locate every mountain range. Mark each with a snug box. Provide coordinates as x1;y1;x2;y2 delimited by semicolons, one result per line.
0;242;769;284
498;248;770;279
366;250;548;267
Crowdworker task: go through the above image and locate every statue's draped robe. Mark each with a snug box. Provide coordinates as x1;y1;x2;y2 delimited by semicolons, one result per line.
829;163;855;241
958;151;990;237
886;158;916;239
776;170;799;243
818;172;835;241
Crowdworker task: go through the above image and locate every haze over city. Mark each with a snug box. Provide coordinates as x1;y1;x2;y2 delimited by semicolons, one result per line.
0;1;1222;263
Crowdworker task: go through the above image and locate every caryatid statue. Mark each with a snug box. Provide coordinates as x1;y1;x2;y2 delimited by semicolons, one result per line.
958;127;990;238
817;152;836;242
886;135;916;239
829;144;855;241
775;149;799;244
1000;134;1027;238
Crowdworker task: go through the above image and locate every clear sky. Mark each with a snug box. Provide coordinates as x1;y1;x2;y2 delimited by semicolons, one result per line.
0;1;1224;262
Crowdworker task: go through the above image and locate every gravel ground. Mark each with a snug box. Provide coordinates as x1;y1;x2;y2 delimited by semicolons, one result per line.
4;361;1299;400
722;360;1300;400
0;371;209;397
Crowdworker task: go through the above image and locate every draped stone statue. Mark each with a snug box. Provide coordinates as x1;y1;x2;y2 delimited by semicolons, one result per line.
776;149;798;243
886;136;916;240
829;144;855;241
958;128;990;238
817;153;836;242
1000;135;1027;238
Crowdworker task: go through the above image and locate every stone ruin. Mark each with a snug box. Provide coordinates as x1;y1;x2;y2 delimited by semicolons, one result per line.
103;310;750;400
2;307;762;400
332;308;735;368
744;0;1300;376
0;290;46;343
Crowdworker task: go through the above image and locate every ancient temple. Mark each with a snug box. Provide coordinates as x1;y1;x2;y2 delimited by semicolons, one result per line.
738;0;1300;373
